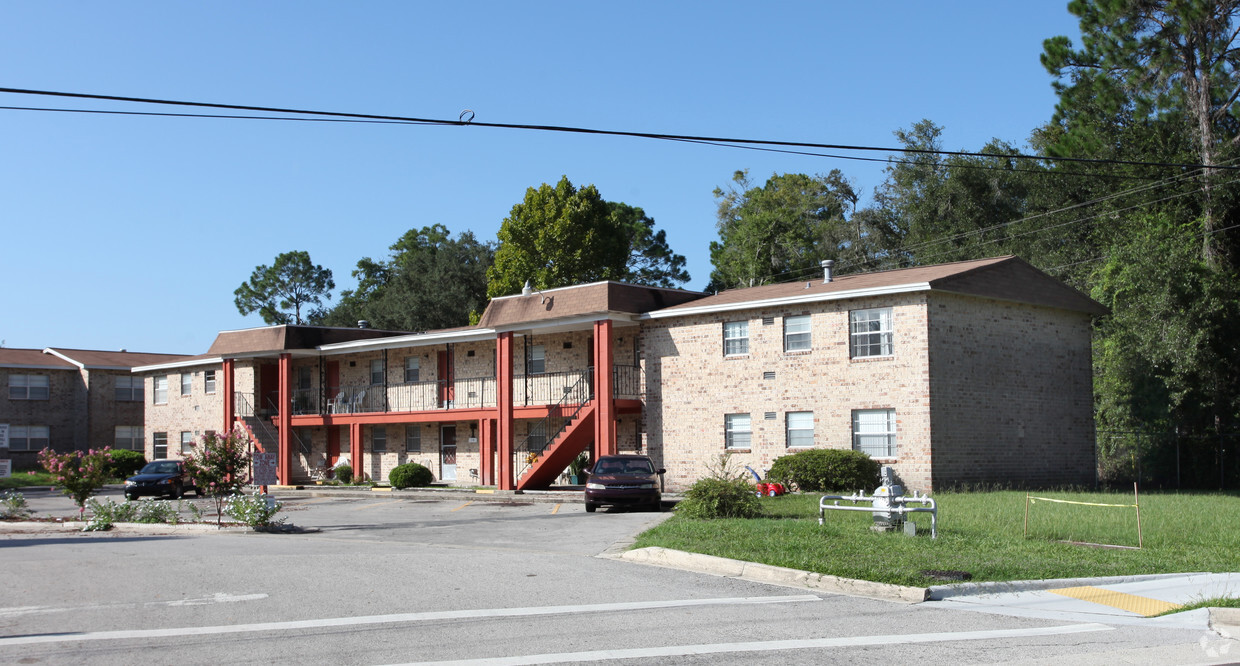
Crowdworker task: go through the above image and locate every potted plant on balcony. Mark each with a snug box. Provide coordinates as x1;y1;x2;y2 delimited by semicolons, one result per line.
567;453;590;485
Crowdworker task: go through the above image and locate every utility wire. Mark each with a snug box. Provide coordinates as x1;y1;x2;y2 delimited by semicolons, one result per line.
1;86;1236;172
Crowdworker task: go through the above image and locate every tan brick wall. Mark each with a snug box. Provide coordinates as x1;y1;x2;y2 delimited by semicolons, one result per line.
142;364;225;460
926;293;1096;488
643;294;933;491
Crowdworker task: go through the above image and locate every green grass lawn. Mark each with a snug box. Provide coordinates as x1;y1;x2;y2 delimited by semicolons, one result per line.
634;490;1240;587
0;469;56;490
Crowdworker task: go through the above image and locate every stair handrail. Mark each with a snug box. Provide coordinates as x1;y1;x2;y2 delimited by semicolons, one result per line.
513;368;593;480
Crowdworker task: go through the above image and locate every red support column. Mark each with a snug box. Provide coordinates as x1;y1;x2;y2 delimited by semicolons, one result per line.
277;353;293;484
496;332;515;490
480;418;495;486
350;422;363;480
593;319;616;458
222;358;235;433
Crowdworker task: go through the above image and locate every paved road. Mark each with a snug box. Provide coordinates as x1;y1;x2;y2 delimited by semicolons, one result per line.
0;490;1234;664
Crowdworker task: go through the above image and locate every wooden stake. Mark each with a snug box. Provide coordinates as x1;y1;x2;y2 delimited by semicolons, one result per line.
1134;482;1143;549
1023;491;1030;538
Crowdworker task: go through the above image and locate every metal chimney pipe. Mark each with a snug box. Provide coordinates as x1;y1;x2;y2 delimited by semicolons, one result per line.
357;320;370;329
522;280;533;296
821;259;835;284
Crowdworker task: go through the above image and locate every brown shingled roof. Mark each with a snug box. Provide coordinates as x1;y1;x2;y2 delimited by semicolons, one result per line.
651;256;1106;316
45;348;195;369
0;348;77;369
477;282;704;330
206;325;414;356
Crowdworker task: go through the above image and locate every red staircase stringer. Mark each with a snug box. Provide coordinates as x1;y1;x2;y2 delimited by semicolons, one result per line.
516;404;596;490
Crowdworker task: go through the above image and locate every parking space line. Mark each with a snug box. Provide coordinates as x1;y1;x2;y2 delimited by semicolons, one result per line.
551;503;560;514
1048;586;1182;616
347;499;405;512
450;502;474;512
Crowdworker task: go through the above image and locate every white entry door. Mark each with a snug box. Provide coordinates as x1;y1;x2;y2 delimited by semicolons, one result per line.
440;425;457;481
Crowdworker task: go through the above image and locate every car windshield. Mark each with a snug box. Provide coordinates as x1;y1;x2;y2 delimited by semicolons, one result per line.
141;462;180;475
595;458;653;474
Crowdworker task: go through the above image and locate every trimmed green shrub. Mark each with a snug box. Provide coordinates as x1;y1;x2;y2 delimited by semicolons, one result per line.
767;448;881;492
389;463;434;489
675;477;762;519
334;464;353;484
107;450;147;479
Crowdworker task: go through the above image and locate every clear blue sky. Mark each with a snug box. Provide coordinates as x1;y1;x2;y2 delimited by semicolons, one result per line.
0;2;1082;355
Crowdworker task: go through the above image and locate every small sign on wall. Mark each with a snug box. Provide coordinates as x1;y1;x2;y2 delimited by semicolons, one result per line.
252;452;278;486
0;423;8;450
0;460;10;478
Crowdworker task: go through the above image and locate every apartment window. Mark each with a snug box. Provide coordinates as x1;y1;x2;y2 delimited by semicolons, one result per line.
8;374;50;400
372;426;387;452
786;411;814;448
115;375;143;401
370;359;386;385
528;345;546;375
850;308;894;358
405;425;421;452
180;431;194;454
181;373;193;396
204;370;217;394
153;432;168;459
153;376;168;404
725;413;751;449
527;422;547;453
9;425;49;451
853;409;897;457
297;366;313;391
114;426;143;451
404;357;420;382
784;315;812;352
723;321;749;356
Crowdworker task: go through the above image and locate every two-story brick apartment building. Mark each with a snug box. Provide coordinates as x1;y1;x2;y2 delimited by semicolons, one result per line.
135;256;1105;492
1;348;190;467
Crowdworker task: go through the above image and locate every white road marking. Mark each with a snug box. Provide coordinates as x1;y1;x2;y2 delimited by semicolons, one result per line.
0;592;268;618
391;623;1115;665
0;595;820;646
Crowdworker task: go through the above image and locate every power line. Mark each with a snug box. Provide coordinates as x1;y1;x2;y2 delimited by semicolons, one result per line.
1;86;1235;173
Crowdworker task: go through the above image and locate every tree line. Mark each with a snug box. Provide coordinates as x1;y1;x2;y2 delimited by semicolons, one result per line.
234;1;1240;487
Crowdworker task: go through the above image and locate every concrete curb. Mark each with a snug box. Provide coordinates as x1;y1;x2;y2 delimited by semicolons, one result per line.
1209;608;1240;639
610;546;928;603
926;572;1212;600
0;520;252;533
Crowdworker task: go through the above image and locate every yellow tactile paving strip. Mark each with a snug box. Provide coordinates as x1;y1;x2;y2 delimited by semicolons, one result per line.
1049;586;1182;617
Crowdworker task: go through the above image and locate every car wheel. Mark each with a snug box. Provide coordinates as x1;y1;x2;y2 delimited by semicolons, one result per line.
193;487;202;498
585;502;597;513
124;493;137;501
169;485;182;500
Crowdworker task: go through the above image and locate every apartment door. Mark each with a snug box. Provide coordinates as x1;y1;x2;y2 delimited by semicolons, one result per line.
440;425;457;481
437;350;455;408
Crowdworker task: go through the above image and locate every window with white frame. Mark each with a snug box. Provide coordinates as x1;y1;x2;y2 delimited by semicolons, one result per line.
784;315;812;352
8;374;50;400
114;426;143;450
852;409;897;457
153;376;168;404
297;366;313;390
786;411;814;447
181;373;193;396
204;370;217;394
115;375;143;401
153;432;168;459
528;345;546;375
725;413;751;449
405;425;421;452
372;426;387;452
370;359;385;385
8;425;49;451
180;431;194;454
404;357;420;382
850;308;893;358
723;321;749;356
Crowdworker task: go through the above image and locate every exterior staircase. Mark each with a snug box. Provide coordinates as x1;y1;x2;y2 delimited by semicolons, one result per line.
516;403;596;490
239;415;278;454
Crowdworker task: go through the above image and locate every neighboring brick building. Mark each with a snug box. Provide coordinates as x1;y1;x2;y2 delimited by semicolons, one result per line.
135;256;1105;492
0;348;190;467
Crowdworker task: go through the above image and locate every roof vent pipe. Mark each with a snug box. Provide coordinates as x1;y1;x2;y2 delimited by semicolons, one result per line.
522;280;533;296
821;259;835;284
357;320;370;329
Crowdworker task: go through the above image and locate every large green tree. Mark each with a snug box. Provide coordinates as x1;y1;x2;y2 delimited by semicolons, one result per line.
707;169;872;290
487;176;688;297
234;250;334;325
317;224;493;330
1042;0;1240;266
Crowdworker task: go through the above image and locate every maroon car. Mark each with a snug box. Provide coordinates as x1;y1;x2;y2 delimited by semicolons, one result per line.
584;455;665;512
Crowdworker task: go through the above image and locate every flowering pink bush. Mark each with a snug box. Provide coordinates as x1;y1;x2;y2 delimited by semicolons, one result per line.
38;447;113;517
182;428;253;525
